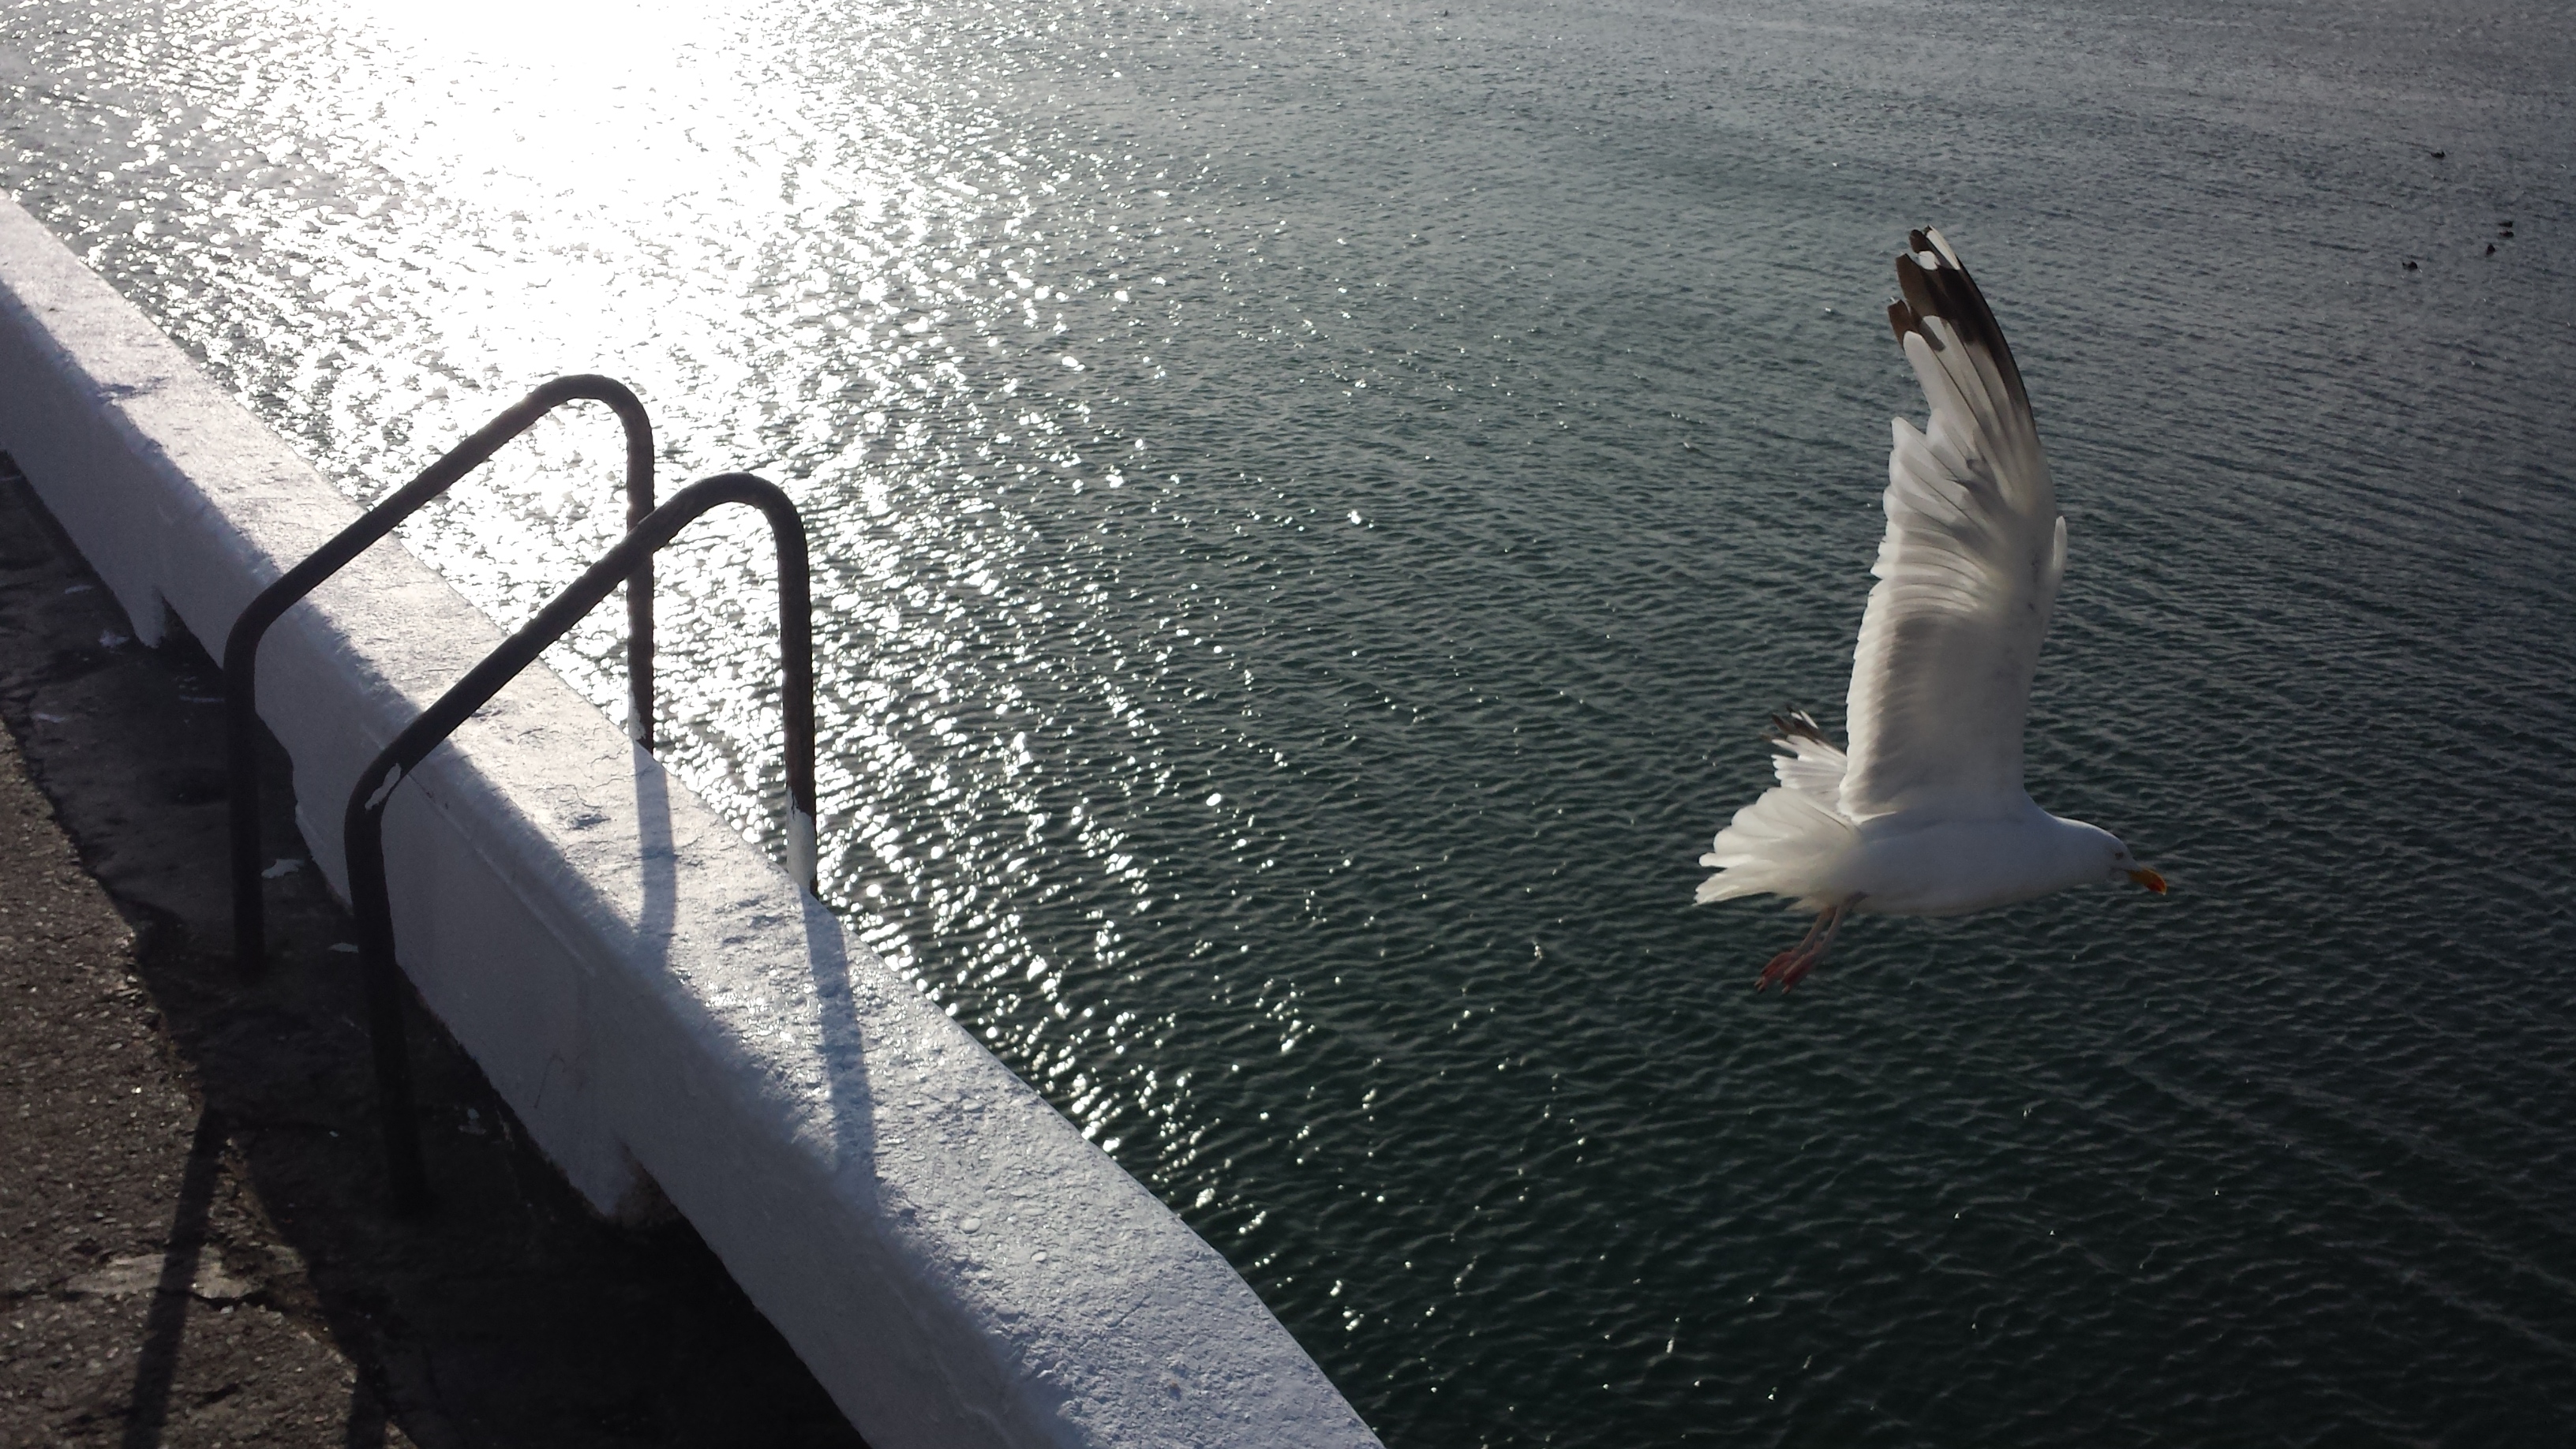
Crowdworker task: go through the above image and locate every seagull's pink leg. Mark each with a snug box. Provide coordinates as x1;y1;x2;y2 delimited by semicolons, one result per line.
1774;902;1852;993
1756;908;1830;992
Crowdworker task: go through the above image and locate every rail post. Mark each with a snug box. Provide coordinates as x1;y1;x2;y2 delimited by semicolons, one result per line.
225;376;654;976
341;474;813;1212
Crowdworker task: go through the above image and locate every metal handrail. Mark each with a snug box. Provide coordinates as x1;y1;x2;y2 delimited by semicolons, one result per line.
225;376;656;976
342;473;815;1212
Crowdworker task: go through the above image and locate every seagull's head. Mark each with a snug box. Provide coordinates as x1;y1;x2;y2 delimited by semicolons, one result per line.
2106;837;2168;894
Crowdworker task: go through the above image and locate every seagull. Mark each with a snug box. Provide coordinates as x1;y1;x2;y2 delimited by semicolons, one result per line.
1697;227;2165;991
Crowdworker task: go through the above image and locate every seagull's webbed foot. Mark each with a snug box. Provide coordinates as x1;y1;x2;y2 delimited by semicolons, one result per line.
1773;945;1829;993
1755;908;1829;990
1754;899;1857;993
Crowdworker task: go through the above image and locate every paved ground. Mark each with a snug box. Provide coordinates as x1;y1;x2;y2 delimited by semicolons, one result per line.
0;457;869;1447
0;665;392;1447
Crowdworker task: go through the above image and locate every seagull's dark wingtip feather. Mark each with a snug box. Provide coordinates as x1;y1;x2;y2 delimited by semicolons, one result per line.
1890;225;2033;415
1894;253;1941;329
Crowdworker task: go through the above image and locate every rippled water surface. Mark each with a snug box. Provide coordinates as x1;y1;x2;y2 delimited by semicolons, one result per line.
9;0;2576;1441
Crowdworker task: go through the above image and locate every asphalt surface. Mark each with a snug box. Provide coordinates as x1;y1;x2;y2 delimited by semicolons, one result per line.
0;455;870;1447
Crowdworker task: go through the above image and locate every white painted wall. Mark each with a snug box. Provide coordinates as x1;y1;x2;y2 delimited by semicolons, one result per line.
0;196;1380;1449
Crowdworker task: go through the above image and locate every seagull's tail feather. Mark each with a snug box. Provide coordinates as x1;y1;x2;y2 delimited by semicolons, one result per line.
1765;710;1848;803
1696;780;1858;907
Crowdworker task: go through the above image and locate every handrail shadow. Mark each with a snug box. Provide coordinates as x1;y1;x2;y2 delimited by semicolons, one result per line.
342;473;815;1213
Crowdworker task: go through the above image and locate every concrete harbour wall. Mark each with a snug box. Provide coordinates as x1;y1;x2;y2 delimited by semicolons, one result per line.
0;196;1376;1449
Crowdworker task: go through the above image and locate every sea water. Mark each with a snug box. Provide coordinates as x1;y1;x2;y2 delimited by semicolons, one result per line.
6;0;2573;1440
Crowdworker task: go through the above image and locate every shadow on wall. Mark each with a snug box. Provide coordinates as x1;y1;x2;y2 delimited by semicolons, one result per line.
0;459;872;1449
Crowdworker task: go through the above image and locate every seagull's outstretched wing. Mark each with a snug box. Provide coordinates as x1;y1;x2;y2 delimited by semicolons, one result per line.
1838;228;2065;822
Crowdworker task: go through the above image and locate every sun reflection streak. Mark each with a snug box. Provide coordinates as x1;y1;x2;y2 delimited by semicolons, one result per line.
6;0;1498;1410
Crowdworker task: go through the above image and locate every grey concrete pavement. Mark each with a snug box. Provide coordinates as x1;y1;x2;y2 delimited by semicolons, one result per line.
2;689;399;1446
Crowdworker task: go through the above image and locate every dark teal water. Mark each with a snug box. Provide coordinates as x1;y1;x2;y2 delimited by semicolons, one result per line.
8;0;2575;1441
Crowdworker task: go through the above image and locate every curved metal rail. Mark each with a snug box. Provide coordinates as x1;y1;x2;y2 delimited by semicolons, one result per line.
340;474;815;1212
225;376;656;976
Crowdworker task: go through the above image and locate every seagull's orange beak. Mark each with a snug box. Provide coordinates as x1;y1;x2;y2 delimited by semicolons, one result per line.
2126;867;2168;894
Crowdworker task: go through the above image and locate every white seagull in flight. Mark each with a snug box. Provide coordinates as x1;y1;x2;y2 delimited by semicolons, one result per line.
1698;227;2165;991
